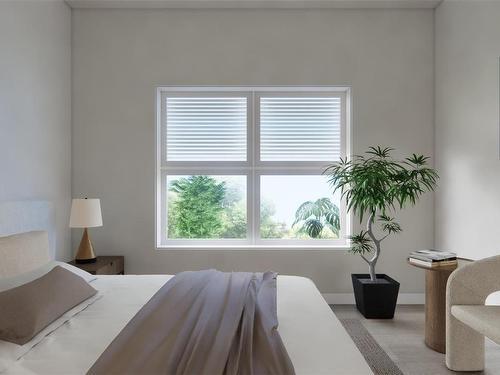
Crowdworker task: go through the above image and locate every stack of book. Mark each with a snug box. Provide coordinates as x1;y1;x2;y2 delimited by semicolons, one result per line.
408;249;457;268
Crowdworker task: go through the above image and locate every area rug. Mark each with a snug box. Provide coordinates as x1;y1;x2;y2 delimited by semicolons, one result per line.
337;317;404;375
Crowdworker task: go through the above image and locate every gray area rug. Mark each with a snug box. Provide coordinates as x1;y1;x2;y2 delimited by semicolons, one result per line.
337;317;404;375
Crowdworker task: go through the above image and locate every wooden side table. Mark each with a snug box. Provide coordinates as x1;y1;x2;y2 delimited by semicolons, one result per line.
408;261;457;353
68;256;124;275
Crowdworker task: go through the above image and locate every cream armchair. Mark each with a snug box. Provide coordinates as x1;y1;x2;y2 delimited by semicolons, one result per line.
446;255;500;371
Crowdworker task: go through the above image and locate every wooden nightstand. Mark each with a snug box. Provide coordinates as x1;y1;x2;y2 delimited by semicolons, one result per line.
68;256;124;275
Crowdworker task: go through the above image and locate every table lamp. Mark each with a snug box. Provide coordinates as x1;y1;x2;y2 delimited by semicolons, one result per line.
70;198;102;263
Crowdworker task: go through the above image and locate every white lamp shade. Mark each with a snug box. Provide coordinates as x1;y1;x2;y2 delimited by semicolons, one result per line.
69;199;102;228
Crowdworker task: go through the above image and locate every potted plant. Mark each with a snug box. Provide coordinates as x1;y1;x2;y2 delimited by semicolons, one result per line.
325;146;438;318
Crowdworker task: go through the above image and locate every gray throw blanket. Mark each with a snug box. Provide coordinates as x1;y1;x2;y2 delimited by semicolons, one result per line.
88;270;295;375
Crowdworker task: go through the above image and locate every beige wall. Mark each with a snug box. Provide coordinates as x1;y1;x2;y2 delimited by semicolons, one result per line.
435;0;500;260
72;8;434;294
0;1;72;260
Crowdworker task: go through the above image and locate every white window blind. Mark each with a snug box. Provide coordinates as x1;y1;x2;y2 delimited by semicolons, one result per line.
166;97;247;161
259;97;342;161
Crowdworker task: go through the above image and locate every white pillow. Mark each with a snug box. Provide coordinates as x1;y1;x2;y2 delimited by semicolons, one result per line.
0;261;96;293
55;261;96;283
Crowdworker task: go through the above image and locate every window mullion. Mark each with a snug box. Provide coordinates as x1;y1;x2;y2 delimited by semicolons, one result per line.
250;91;257;245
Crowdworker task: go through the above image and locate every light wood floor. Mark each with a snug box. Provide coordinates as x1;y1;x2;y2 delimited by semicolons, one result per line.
332;305;500;375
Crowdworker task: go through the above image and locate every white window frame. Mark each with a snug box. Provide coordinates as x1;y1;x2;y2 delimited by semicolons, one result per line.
156;86;352;249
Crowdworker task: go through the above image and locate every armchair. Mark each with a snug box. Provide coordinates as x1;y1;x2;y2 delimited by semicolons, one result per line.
446;255;500;371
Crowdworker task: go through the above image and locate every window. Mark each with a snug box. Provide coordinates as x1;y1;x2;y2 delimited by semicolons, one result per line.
156;87;350;248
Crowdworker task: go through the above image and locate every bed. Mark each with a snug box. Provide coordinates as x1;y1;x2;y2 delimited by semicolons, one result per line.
0;201;371;375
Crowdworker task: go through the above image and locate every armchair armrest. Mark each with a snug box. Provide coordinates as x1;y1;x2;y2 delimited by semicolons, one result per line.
447;255;500;307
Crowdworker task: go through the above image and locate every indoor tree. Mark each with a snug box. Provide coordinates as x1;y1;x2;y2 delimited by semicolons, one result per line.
324;146;438;281
293;198;340;239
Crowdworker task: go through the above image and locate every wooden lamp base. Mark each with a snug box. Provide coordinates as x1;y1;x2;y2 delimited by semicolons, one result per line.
75;228;97;264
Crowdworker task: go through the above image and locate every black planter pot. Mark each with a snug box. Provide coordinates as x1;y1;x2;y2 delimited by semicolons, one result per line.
351;274;400;319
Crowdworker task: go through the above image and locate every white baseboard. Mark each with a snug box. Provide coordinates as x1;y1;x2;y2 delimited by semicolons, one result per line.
322;293;425;304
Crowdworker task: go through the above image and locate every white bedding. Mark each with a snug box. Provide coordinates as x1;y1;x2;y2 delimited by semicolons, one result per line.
3;275;371;375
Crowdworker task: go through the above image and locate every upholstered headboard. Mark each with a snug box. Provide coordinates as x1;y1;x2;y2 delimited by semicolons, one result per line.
0;201;55;277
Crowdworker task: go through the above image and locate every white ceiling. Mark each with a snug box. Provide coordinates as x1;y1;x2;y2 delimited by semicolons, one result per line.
65;0;443;9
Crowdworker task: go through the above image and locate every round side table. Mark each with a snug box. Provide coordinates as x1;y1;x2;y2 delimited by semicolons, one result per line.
408;261;457;353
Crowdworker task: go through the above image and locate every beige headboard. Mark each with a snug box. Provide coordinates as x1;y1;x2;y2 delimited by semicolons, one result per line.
0;231;50;278
0;201;54;278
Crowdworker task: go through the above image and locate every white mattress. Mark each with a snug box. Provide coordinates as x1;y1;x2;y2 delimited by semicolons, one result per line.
4;275;371;375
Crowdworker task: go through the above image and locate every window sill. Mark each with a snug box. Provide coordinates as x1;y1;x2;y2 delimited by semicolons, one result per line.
156;245;350;251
